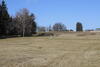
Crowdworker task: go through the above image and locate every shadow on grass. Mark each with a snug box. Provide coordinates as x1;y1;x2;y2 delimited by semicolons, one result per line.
0;35;20;39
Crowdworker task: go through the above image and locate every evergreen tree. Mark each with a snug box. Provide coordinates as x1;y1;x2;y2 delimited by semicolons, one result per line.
76;22;83;32
30;13;37;34
0;0;10;35
0;4;2;35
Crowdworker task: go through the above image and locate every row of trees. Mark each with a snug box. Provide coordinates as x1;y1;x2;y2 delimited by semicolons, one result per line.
0;0;83;37
0;0;37;37
37;22;83;32
37;23;67;32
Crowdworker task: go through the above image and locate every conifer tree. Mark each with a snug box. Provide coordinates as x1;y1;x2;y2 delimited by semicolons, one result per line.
30;13;37;34
76;22;83;32
0;0;10;35
0;3;2;35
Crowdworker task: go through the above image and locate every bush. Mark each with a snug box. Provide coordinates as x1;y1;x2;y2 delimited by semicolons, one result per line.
37;33;54;36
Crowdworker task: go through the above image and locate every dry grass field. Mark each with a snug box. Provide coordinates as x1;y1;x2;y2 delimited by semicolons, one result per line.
0;32;100;67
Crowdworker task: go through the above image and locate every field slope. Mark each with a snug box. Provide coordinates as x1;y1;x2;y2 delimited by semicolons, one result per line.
0;32;100;67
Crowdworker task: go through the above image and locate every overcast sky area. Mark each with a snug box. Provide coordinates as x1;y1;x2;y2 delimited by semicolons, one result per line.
5;0;100;30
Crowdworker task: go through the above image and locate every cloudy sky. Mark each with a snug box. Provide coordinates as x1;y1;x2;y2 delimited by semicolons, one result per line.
6;0;100;30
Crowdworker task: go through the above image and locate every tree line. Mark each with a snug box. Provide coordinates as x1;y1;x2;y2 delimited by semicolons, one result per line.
0;0;37;37
0;0;83;37
37;22;83;32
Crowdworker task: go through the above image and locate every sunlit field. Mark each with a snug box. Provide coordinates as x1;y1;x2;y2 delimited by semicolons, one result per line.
0;32;100;67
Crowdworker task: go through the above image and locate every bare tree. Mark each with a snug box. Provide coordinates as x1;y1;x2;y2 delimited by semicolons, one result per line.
48;25;52;31
53;22;67;31
37;26;46;32
14;8;36;36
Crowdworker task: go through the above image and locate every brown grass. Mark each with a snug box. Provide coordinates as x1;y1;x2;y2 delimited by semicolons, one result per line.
77;32;97;36
0;32;100;67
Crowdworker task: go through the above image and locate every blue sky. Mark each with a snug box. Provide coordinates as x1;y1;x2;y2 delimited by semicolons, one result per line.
5;0;100;30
